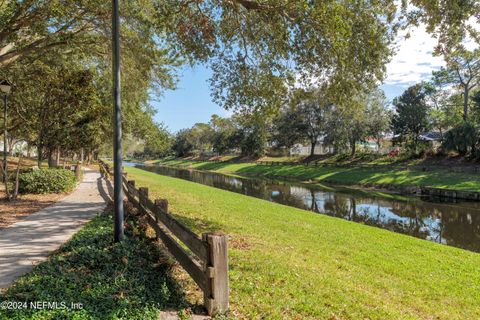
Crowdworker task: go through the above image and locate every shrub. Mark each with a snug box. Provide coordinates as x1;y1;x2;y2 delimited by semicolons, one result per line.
19;169;77;194
443;122;478;156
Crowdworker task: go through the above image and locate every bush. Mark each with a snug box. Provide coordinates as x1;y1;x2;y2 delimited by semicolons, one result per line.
443;122;478;156
19;169;77;194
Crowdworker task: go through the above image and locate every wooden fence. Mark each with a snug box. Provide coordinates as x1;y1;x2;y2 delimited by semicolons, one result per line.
98;160;229;316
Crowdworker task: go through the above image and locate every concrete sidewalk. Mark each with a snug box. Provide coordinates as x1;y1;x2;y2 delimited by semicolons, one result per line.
0;168;108;289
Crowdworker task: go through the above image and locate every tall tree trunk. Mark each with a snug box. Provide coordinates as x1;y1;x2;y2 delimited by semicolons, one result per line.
37;145;43;168
463;86;469;122
48;148;56;168
350;140;356;157
80;148;84;164
310;141;316;157
55;146;61;166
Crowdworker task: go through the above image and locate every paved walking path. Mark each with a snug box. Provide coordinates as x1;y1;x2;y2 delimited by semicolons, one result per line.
0;168;109;289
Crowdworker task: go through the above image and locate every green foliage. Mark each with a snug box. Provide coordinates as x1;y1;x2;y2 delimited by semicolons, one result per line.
236;125;267;158
172;129;195;157
365;88;392;148
141;123;173;159
161;0;399;113
271;108;304;150
431;49;480;121
171;124;215;157
232;114;269;157
0;214;189;319
19;169;77;194
210;115;237;155
392;83;431;152
443;122;478;155
404;0;479;52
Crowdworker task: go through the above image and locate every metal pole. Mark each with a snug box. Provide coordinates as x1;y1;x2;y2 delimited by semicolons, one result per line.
3;94;6;184
112;0;124;242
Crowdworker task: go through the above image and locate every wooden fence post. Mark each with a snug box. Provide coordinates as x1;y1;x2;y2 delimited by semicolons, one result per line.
154;199;168;223
139;187;148;207
203;233;229;316
155;199;168;212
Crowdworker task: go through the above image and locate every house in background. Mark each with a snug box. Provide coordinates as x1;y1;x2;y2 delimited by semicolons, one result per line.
288;131;443;157
0;140;36;157
290;136;334;156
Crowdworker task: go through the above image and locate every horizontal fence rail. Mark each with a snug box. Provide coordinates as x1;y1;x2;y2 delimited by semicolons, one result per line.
98;160;229;315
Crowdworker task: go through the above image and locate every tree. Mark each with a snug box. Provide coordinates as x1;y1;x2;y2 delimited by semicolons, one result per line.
210;115;237;155
365;89;392;151
142;123;172;159
423;81;462;139
346;108;368;157
404;0;479;51
322;103;368;157
271;107;304;150
0;1;105;67
473;90;480;122
392;83;431;153
172;129;195;157
5;58;101;167
432;49;480;121
296;97;332;157
189;123;215;154
231;113;268;157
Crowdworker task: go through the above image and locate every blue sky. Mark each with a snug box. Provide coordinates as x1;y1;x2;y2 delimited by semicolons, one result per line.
152;65;229;133
153;25;445;132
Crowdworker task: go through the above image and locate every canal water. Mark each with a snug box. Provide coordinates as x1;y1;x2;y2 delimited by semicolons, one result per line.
127;163;480;253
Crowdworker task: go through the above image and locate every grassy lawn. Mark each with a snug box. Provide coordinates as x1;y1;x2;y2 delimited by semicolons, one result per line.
153;158;480;192
0;212;190;320
123;166;480;319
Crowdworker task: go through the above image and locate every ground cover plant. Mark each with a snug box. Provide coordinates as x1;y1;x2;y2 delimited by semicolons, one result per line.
124;166;480;319
0;212;190;320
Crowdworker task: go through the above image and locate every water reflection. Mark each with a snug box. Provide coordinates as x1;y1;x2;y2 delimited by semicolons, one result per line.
130;163;480;253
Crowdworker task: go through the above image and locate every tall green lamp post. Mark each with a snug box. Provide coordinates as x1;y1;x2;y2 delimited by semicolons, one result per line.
112;0;124;242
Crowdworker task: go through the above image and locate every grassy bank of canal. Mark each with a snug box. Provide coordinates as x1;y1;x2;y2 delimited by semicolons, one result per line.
125;166;480;319
148;158;480;192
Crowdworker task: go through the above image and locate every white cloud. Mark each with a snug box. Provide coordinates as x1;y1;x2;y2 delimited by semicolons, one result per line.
385;18;480;87
384;25;444;87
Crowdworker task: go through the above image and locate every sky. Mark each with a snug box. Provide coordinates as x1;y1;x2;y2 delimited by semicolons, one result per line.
152;25;448;133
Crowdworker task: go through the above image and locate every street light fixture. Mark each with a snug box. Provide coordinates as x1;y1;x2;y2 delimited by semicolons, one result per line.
0;80;11;184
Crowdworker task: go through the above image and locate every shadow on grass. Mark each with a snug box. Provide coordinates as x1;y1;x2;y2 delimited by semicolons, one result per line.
0;213;190;320
171;212;226;235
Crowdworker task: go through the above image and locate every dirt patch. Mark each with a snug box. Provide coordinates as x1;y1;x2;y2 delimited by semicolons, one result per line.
0;190;67;229
229;235;253;250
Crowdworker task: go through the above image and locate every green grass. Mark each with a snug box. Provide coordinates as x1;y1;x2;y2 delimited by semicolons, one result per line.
153;158;480;192
123;166;480;319
0;213;189;320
